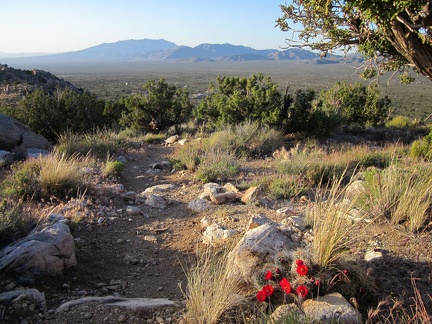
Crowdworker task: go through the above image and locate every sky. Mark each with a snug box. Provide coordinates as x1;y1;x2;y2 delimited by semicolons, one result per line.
1;0;291;54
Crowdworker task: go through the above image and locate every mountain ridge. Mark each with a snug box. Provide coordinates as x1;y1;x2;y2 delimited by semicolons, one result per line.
2;38;362;64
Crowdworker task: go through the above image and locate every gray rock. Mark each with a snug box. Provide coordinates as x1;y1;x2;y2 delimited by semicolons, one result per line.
0;150;11;165
248;214;275;230
202;223;238;245
21;132;52;150
0;288;47;313
0;113;29;150
188;199;212;212
126;206;142;216
270;304;305;323
55;296;178;313
0;114;52;151
145;194;167;209
228;221;299;289
302;292;362;323
141;184;176;195
25;148;51;158
0;223;76;279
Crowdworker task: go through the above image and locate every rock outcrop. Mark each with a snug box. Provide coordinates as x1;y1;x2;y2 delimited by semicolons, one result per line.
0;222;76;282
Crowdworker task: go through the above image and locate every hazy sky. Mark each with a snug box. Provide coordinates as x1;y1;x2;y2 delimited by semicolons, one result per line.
2;0;291;53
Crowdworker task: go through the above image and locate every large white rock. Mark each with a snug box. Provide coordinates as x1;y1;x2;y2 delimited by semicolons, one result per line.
302;292;362;323
228;220;298;289
0;223;76;279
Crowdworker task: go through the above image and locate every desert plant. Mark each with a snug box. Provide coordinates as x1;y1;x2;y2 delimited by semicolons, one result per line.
196;148;240;183
359;164;432;232
171;139;206;171
195;73;282;129
1;152;90;200
120;78;193;132
56;128;124;159
410;129;432;160
315;82;391;127
0;200;35;248
306;171;366;268
385;115;416;128
103;157;124;176
182;246;246;324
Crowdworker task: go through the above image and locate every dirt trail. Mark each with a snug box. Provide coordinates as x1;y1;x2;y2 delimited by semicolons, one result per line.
34;144;204;323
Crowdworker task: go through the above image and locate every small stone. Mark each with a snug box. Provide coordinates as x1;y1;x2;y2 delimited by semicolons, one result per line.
117;314;127;322
156;316;164;323
83;312;92;319
364;249;384;262
62;283;70;289
144;235;157;243
126;205;142;216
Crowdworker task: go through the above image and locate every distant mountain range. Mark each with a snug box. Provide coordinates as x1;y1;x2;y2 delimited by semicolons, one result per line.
1;39;362;65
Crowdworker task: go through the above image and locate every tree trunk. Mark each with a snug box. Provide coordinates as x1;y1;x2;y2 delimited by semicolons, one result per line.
388;20;432;81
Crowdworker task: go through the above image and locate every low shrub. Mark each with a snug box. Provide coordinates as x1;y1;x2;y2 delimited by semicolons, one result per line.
410;129;432;160
0;200;35;248
103;158;124;176
359;164;432;232
196;148;240;183
385;115;416;128
182;246;245;323
1;152;90;200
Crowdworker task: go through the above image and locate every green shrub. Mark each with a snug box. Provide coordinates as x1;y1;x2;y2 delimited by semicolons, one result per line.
172;139;206;171
386;115;415;128
315;81;391;127
103;160;124;176
196;148;240;183
8;88;108;142
120;78;192;133
263;174;308;200
410;129;432;160
195;73;282;129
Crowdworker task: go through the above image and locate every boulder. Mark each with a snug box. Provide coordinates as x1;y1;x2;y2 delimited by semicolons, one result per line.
202;223;238;245
145;194;167;209
270;304;305;323
141;184;176;196
228;220;299;289
0;222;76;280
21;131;52;150
302;292;362;323
188;199;212;212
0;114;28;150
0;114;52;151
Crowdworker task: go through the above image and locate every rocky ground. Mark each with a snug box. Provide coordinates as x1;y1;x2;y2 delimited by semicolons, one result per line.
1;142;432;323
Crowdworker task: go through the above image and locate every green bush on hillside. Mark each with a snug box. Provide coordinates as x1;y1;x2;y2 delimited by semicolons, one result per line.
119;78;192;133
2;88;109;142
410;129;432;160
315;81;391;127
194;73;282;129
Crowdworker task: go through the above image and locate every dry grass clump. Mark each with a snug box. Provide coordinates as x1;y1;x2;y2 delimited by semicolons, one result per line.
276;143;398;186
182;246;246;324
196;148;240;183
359;163;432;232
306;171;366;268
1;152;90;200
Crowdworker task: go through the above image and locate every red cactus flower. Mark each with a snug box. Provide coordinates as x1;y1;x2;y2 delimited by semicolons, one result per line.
296;285;309;297
256;290;267;302
279;277;292;294
264;270;273;281
296;263;309;276
262;284;275;297
295;259;304;265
